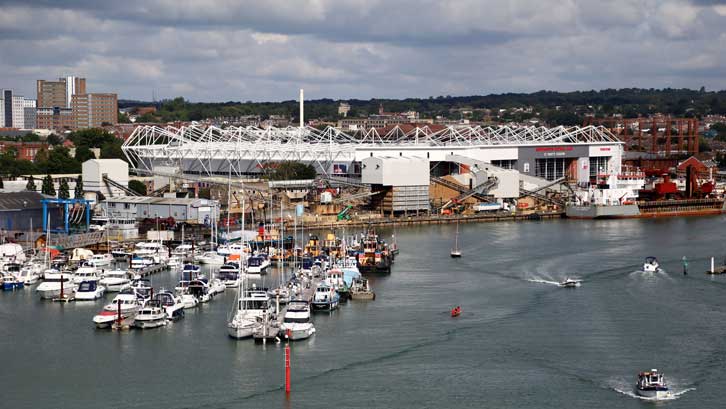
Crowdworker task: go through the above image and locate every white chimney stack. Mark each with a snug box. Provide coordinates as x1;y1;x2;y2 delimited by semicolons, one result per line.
299;88;304;128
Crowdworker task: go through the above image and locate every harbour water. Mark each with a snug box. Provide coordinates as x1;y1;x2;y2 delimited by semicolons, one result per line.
3;217;726;408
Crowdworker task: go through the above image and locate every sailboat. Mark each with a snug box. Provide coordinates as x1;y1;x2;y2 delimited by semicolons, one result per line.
450;220;461;258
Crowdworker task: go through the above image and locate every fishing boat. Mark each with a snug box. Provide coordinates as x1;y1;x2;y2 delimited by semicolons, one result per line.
559;278;581;288
154;290;185;321
99;270;132;292
451;306;461;317
74;280;106;300
312;283;340;311
36;270;75;299
132;300;168;329
355;230;393;274
325;269;351;302
350;277;375;300
643;257;659;273
450;220;462;258
92;292;144;328
280;300;316;341
636;369;672;400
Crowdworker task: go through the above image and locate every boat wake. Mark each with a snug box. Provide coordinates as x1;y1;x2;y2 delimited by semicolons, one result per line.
526;277;561;286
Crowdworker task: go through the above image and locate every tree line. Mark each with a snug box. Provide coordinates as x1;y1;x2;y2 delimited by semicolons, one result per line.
120;88;726;124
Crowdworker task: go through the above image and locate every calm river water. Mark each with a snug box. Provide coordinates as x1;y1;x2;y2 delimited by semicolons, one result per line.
2;216;726;408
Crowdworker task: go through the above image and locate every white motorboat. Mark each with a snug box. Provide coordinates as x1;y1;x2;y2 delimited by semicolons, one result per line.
180;293;199;309
73;265;100;284
74;280;106;300
280;300;316;341
70;248;94;263
36;270;76;299
228;285;271;339
16;263;43;285
130;256;154;270
88;253;114;267
636;369;672;400
154;290;185;321
559;278;581;288
197;251;225;265
99;270;132;292
133;242;168;257
312;283;340;311
132;300;168;329
219;263;241;287
643;257;660;273
217;243;248;256
167;256;183;269
0;243;27;264
246;255;270;274
187;279;212;303
128;278;154;300
93;292;144;328
267;286;291;304
2;272;24;291
208;276;226;295
171;244;198;258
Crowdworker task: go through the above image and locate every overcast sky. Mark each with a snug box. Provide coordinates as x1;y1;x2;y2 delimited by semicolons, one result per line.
1;0;725;102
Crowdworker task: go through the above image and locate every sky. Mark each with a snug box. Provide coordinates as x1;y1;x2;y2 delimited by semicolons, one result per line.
1;0;726;102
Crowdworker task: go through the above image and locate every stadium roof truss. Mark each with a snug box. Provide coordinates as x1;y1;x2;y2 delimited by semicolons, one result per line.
123;124;622;177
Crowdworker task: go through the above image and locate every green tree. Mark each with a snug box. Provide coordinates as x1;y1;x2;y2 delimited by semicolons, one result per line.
47;134;63;146
699;137;711;152
75;145;96;163
74;175;83;198
269;161;317;181
712;123;726;141
128;180;147;195
58;179;70;199
26;176;36;191
118;112;131;123
41;174;56;196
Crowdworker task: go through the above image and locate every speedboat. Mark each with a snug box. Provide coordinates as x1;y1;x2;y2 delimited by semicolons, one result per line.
73;265;100;284
643;257;659;273
208;275;226;295
228;287;271;339
154;290;185;321
93;292;144;328
100;270;132;292
246;255;270;274
280;300;316;341
636;369;672;400
312;283;339;311
74;280;106;300
559;278;581;288
132;300;168;329
36;270;76;299
197;251;225;265
88;253;114;267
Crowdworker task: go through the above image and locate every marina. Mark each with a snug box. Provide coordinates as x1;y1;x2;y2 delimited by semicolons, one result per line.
2;217;726;408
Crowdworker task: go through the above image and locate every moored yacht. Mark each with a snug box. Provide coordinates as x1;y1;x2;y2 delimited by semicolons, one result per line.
88;253;114;267
219;263;241;287
154;290;185;321
280;300;316;341
246;255;270;274
228;286;271;339
312;283;340;311
132;300;168;329
197;251;225;265
74;280;106;300
93;292;144;328
636;369;672;400
73;265;100;284
36;270;76;299
17;262;43;285
99;270;132;292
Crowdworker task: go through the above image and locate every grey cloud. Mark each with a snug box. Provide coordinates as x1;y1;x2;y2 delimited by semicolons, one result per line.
1;0;725;101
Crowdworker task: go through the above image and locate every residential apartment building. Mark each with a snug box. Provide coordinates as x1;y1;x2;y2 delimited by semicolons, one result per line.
37;76;86;108
0;141;48;161
71;93;118;129
36;107;74;131
1;89;36;129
